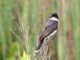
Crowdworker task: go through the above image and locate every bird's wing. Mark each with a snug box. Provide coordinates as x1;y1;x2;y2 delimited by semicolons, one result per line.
36;21;58;50
39;21;58;41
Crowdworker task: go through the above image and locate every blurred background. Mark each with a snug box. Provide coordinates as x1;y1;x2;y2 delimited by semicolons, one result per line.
0;0;80;60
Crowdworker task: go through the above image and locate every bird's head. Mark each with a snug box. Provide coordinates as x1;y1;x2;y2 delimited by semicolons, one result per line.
49;13;59;21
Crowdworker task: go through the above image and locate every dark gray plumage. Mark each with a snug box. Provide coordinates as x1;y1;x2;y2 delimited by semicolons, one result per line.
36;21;58;50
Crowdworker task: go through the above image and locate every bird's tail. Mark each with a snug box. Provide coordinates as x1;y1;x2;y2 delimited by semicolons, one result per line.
34;39;44;53
34;43;41;53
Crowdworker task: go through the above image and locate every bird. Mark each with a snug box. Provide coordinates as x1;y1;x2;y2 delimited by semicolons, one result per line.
35;13;59;53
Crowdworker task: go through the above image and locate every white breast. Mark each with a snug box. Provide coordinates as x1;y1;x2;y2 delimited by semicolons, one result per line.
50;17;59;22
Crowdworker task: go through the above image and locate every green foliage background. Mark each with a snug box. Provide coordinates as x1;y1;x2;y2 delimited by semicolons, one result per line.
0;0;80;60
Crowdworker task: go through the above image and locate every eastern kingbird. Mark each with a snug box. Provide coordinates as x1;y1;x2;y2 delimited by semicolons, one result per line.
35;13;59;53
